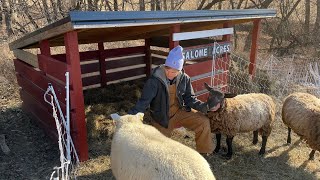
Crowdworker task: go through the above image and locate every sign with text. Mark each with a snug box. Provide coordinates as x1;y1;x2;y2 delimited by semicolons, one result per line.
183;42;231;61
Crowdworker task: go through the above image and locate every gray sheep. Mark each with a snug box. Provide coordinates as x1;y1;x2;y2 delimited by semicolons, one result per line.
205;83;276;159
282;92;320;160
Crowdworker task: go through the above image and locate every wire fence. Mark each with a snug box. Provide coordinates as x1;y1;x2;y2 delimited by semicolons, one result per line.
213;51;320;99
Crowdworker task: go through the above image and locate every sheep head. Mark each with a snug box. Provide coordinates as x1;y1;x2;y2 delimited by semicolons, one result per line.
110;113;144;128
204;83;237;111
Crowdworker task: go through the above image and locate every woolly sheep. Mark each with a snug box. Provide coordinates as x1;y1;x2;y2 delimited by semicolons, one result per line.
204;83;276;159
110;113;215;180
282;92;320;160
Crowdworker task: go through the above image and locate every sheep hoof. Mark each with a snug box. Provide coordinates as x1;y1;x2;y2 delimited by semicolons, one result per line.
222;154;232;160
252;140;258;145
258;150;265;155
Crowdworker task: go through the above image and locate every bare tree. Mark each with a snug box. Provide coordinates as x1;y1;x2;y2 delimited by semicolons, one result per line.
305;0;310;35
268;0;302;52
114;0;119;11
313;0;320;48
41;0;52;23
49;0;58;21
151;0;155;11
3;0;14;35
197;0;227;10
139;0;145;11
163;0;168;10
156;0;161;10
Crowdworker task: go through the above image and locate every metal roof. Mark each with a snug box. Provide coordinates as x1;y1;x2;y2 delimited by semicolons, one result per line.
10;9;276;49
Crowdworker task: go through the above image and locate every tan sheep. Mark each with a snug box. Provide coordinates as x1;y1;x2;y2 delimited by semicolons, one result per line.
282;92;320;160
205;83;276;159
110;113;215;180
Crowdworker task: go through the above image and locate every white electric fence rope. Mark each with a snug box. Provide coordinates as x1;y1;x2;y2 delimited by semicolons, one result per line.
45;72;79;180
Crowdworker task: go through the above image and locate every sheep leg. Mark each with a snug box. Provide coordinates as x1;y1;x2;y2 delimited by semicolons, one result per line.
252;130;258;145
259;136;268;155
222;136;233;159
214;133;221;153
309;150;316;160
287;127;292;144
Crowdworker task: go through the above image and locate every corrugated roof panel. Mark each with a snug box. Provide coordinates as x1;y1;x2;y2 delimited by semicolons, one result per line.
69;9;275;22
9;9;276;49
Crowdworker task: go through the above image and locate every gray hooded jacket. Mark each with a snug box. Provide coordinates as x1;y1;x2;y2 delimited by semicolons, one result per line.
128;65;208;128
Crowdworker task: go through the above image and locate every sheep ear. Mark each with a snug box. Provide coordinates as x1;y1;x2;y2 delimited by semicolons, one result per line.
136;113;144;121
110;113;121;121
204;82;212;91
224;93;237;98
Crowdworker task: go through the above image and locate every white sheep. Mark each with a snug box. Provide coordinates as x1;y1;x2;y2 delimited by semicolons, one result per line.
110;113;215;180
282;92;320;160
204;83;276;159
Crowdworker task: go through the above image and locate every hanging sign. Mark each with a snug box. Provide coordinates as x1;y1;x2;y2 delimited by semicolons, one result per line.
183;42;231;61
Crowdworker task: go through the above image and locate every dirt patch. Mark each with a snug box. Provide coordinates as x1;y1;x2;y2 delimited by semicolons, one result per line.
0;79;60;179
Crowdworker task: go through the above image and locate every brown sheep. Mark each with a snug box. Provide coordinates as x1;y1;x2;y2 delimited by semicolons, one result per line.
205;83;276;159
282;92;320;160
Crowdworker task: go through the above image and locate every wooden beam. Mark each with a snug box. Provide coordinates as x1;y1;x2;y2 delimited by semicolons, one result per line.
64;31;88;162
222;22;232;41
173;28;234;41
145;38;151;77
38;54;67;82
10;22;73;50
98;42;106;87
39;40;51;56
13;49;39;68
249;19;261;77
169;24;180;50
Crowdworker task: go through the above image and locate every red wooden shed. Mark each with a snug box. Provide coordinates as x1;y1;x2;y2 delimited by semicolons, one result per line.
9;9;276;161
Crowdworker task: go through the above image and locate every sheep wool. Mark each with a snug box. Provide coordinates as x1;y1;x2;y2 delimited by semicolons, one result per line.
207;93;276;137
110;113;215;180
282;92;320;152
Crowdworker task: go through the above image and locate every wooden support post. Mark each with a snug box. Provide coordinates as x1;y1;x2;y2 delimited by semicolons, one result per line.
39;40;51;56
169;24;180;50
98;42;107;87
222;22;232;41
249;19;261;78
64;31;88;161
145;38;152;77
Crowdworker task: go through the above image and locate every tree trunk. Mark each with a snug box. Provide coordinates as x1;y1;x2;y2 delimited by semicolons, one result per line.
50;0;58;21
151;0;155;11
163;0;167;10
114;0;118;11
22;1;39;30
41;0;52;23
156;0;161;10
105;0;113;11
202;0;226;10
314;0;320;49
3;0;13;36
197;0;206;10
139;0;145;11
305;0;310;42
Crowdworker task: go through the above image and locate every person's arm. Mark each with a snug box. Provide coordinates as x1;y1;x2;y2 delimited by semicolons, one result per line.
128;78;158;114
183;77;208;113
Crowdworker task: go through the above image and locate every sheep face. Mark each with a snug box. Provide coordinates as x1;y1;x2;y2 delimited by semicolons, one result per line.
111;113;144;128
204;83;237;111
